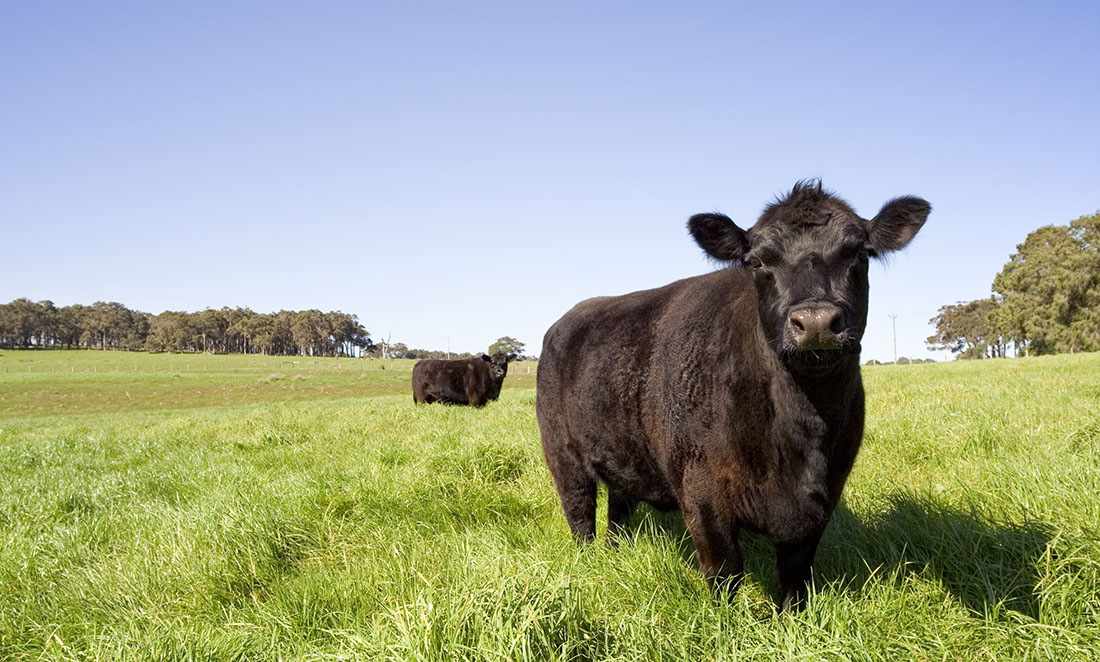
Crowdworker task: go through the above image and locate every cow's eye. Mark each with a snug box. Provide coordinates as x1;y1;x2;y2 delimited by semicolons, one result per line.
840;245;870;263
745;256;763;270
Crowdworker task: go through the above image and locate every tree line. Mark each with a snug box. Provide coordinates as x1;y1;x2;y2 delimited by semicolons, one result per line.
0;299;532;360
0;300;373;357
927;211;1100;358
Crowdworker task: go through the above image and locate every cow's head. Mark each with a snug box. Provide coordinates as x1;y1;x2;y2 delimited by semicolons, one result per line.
688;181;929;375
484;352;517;380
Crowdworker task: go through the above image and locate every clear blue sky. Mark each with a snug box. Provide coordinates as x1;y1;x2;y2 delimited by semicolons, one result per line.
3;1;1098;361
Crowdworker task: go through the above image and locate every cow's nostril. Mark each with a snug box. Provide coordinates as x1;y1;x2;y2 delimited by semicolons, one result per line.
829;311;845;335
789;316;806;333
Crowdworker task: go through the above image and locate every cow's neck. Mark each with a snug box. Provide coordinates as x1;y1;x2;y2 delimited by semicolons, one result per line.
784;357;862;427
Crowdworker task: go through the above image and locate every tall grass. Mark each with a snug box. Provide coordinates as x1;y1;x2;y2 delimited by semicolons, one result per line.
1;352;1098;659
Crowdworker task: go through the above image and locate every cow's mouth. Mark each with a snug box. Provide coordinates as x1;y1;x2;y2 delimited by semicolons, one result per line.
783;345;856;375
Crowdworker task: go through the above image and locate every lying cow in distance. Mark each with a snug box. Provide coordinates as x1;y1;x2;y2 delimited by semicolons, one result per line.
412;352;517;406
536;180;929;611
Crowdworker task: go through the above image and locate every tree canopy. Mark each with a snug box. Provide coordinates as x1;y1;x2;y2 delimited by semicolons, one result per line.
927;298;1006;359
991;212;1100;355
488;336;526;358
927;211;1100;358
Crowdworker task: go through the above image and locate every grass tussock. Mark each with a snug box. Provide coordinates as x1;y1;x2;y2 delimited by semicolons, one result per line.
1;351;1100;659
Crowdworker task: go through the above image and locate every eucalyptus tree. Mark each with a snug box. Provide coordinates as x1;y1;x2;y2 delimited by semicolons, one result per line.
991;212;1100;355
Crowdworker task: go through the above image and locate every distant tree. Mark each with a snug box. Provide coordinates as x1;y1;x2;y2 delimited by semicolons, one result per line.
119;310;149;350
227;309;259;354
81;301;139;350
219;307;249;353
55;304;86;348
34;300;57;347
270;311;298;355
145;311;187;352
488;336;525;358
194;308;229;353
325;311;371;357
254;315;278;355
289;310;319;356
1;298;43;348
926;298;1005;359
990;212;1100;355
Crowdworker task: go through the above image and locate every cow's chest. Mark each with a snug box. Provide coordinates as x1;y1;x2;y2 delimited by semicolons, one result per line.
689;375;837;540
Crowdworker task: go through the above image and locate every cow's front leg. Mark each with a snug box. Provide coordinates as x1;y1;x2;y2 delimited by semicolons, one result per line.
466;388;486;407
683;500;743;596
463;366;486;407
605;489;637;546
775;530;823;612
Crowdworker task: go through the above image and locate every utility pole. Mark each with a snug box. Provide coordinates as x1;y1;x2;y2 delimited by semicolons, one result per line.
888;314;898;364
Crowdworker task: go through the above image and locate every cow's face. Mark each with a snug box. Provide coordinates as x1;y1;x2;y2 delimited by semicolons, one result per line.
689;181;929;374
485;352;515;380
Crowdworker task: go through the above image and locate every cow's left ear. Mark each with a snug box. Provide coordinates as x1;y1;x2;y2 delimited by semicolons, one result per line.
507;353;518;362
867;196;930;255
688;213;750;262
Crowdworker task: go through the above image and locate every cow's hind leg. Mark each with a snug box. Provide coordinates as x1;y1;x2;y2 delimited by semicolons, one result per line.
543;446;597;542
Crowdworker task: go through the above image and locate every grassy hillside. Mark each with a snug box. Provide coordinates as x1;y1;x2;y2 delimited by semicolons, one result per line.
1;351;1098;659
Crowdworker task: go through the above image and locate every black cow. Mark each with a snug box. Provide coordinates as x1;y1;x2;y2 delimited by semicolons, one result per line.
536;181;929;611
412;352;516;406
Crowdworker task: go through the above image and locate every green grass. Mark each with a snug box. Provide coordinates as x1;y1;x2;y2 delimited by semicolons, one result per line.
1;350;1099;660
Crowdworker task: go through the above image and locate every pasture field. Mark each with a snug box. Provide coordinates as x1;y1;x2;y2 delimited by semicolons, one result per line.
1;349;1099;660
0;350;538;418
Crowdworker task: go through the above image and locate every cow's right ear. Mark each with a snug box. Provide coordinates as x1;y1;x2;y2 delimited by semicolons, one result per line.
480;354;491;362
688;213;750;262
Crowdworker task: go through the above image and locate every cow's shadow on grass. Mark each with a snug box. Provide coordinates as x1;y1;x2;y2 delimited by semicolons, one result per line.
630;491;1053;619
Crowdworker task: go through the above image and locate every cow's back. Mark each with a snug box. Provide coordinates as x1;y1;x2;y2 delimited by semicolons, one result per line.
537;269;757;507
413;356;500;406
538;269;752;419
412;358;469;404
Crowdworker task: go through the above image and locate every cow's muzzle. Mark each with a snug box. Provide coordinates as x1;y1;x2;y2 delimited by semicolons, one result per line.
787;305;845;351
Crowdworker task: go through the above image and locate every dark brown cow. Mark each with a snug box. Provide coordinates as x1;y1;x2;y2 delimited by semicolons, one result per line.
412;352;516;406
536;181;929;611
